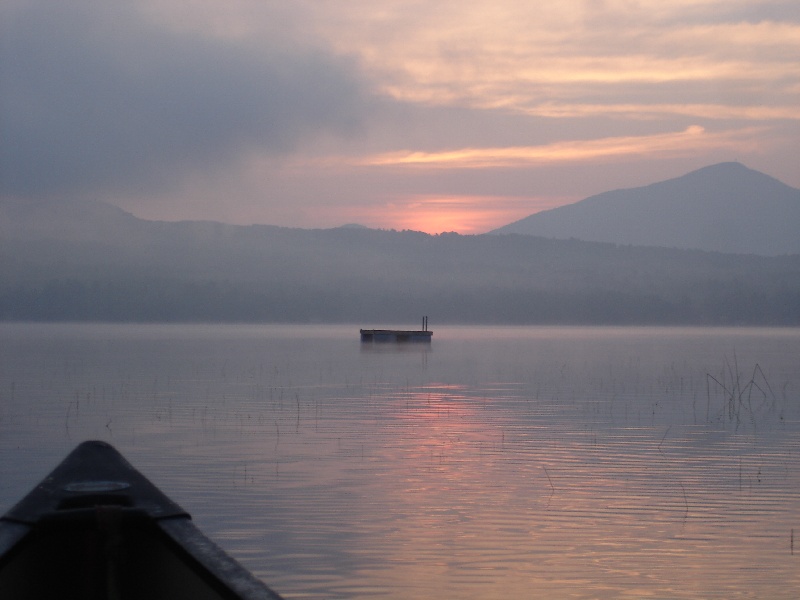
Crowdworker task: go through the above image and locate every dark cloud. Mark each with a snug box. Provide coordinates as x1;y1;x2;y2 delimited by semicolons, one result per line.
0;1;370;199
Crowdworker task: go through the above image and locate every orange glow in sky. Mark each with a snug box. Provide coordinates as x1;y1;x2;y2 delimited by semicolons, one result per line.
344;195;568;234
361;126;765;170
23;0;797;232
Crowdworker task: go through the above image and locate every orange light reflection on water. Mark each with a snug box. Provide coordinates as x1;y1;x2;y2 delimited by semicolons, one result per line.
330;384;800;599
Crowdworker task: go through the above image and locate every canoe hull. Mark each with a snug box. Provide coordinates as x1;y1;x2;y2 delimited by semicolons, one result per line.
0;441;283;600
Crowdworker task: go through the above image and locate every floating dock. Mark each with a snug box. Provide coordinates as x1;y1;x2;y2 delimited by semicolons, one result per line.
361;317;432;343
360;329;432;343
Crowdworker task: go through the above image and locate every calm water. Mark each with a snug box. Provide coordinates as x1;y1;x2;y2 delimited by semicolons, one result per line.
2;323;800;599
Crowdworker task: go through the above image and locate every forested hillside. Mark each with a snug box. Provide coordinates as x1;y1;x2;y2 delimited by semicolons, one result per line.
2;200;798;324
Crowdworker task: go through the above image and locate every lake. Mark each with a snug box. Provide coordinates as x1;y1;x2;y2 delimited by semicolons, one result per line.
2;323;800;599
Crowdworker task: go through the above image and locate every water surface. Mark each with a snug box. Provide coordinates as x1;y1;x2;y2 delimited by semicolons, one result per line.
2;324;799;598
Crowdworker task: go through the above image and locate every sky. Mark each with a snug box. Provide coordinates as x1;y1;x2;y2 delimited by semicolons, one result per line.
2;0;799;234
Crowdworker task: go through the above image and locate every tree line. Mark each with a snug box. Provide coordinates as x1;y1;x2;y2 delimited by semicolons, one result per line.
1;227;799;324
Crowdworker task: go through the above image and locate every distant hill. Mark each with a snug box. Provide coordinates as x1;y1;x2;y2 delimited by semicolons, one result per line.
0;196;142;242
337;223;371;230
490;163;800;256
2;194;799;325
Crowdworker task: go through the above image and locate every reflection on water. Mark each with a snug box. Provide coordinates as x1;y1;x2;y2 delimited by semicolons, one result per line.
2;323;800;599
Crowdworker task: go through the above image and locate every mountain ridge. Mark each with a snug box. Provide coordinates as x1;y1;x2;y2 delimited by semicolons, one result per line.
2;165;799;324
490;162;800;256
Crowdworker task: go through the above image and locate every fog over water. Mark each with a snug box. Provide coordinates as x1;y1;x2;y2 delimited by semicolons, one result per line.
2;323;800;599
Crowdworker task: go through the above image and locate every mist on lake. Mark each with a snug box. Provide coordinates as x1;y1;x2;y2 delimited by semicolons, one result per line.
2;323;799;599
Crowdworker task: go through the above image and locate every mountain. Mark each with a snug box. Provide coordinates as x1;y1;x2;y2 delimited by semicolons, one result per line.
0;196;143;242
2;196;799;325
490;163;800;256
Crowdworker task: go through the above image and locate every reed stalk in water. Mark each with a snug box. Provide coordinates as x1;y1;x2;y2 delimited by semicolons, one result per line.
706;354;775;428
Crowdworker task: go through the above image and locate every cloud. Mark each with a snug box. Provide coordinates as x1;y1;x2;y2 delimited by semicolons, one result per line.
512;103;800;120
4;0;796;230
360;126;767;169
310;1;800;119
0;0;371;200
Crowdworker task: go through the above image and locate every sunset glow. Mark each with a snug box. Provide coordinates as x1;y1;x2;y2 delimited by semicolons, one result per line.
362;126;764;170
333;195;561;235
3;0;799;231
